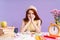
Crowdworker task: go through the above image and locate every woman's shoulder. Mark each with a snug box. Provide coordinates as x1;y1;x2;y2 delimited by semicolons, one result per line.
34;20;41;23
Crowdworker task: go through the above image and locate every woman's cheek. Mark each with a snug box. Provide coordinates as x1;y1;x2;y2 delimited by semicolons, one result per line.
33;14;35;18
28;15;31;18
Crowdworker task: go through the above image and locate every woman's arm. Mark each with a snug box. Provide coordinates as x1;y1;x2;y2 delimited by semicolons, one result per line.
32;20;41;33
20;20;31;33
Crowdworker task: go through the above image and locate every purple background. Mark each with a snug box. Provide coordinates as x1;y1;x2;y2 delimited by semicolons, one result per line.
0;0;60;32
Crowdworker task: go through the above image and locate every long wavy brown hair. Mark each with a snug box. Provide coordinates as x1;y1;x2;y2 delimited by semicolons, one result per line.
23;9;42;25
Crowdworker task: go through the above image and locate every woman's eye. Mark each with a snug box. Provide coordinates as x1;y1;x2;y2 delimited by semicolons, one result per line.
32;13;34;15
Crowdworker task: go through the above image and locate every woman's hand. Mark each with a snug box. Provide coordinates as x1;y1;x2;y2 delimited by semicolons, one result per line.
31;14;35;21
28;15;31;21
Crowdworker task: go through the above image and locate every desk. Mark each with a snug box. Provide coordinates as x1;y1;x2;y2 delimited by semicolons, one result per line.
0;32;60;40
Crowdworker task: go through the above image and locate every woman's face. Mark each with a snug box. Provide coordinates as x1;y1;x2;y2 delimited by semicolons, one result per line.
28;10;35;19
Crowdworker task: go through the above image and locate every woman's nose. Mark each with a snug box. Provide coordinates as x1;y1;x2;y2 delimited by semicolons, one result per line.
30;13;32;16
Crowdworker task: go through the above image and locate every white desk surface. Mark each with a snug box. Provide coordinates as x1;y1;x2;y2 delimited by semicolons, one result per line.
0;32;49;40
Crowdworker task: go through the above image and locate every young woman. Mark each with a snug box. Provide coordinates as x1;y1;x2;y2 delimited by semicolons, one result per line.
20;6;42;33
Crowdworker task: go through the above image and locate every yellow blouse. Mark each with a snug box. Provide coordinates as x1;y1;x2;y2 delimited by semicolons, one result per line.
25;20;38;32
